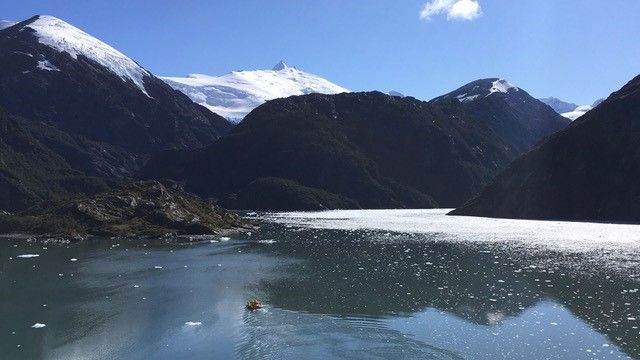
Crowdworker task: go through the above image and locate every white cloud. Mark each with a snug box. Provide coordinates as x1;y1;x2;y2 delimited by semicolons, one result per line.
420;0;482;21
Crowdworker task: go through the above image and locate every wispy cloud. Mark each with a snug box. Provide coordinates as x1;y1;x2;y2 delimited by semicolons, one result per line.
420;0;482;21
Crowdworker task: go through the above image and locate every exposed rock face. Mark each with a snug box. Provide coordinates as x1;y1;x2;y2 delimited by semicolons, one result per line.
451;74;640;223
0;181;251;238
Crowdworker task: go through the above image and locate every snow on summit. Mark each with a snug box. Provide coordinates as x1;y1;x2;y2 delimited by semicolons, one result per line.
24;15;150;95
488;79;519;96
162;62;349;123
432;78;521;104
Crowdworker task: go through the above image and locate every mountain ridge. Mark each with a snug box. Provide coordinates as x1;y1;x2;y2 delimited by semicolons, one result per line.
451;73;640;223
141;89;561;211
0;15;233;154
431;78;571;157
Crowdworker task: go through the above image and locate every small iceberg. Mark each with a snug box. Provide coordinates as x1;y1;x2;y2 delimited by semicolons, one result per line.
31;323;46;329
219;237;231;241
17;254;39;258
154;266;163;269
70;258;78;262
185;321;202;326
258;240;276;244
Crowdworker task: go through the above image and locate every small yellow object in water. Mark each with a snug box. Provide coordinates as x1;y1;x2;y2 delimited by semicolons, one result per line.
246;299;262;311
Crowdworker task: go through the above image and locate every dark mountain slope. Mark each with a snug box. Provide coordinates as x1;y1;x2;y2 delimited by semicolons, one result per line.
0;108;136;212
432;78;570;157
0;16;232;154
451;74;640;223
143;92;515;210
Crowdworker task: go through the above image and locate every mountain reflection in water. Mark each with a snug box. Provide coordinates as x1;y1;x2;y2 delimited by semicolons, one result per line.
1;210;638;359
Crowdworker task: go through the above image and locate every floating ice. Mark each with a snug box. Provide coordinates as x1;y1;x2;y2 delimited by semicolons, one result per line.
185;321;202;326
31;323;46;329
17;254;39;258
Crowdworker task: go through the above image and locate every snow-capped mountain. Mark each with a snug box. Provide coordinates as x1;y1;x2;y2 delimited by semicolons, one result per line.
0;15;232;154
452;73;640;223
434;78;522;104
432;78;570;157
162;61;349;123
26;15;151;95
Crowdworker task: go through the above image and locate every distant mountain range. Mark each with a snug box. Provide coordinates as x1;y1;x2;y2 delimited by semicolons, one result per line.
0;14;637;225
142;79;569;211
539;97;605;121
452;74;640;223
162;61;349;123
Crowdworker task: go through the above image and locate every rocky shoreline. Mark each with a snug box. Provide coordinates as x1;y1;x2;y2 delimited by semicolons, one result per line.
0;181;256;241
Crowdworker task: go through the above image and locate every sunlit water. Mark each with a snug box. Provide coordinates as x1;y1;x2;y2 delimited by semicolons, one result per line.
1;209;639;359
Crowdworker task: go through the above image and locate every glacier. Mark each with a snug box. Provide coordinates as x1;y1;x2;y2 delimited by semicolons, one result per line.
162;61;349;123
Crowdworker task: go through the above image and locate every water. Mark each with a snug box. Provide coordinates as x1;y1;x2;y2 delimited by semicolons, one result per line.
1;209;639;359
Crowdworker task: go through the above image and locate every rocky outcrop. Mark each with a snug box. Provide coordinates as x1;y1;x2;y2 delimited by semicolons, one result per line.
0;181;252;238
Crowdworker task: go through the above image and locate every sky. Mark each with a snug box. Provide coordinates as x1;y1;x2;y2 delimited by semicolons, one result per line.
2;0;639;104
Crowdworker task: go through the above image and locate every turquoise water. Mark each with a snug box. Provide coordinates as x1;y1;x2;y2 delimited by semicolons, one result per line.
1;210;639;359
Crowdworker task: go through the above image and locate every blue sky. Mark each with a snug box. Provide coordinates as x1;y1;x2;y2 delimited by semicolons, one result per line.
2;0;639;104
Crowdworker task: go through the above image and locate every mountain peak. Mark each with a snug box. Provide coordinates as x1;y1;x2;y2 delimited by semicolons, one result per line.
431;78;521;104
489;79;519;94
272;60;292;71
162;64;349;123
15;15;150;95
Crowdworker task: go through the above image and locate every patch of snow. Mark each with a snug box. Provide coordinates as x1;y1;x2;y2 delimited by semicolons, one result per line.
456;93;480;103
162;62;349;123
31;323;46;328
37;60;60;72
0;20;17;30
561;105;593;121
17;254;39;258
219;237;231;241
25;15;150;96
488;79;519;96
13;51;34;57
388;91;405;97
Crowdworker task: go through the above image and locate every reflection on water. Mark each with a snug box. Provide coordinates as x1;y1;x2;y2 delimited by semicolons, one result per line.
1;210;639;359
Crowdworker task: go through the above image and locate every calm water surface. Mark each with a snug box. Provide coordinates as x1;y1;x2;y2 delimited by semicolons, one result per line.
1;210;639;359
